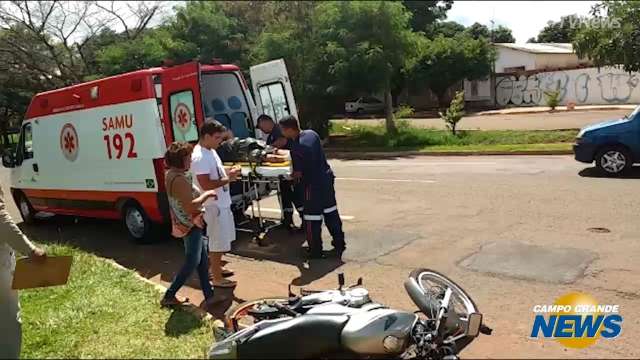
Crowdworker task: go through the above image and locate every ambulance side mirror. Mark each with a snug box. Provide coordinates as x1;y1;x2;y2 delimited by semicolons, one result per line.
2;151;15;168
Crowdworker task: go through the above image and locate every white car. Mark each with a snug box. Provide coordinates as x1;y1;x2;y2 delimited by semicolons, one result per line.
345;96;385;114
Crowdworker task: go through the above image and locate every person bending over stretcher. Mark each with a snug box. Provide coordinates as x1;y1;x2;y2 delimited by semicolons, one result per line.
279;115;346;259
257;114;305;230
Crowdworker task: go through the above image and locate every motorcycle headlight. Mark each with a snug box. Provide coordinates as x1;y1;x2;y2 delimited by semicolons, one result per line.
383;335;404;353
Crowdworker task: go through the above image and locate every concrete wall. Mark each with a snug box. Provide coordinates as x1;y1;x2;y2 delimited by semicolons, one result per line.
494;48;536;73
534;53;590;70
464;77;492;102
495;66;640;107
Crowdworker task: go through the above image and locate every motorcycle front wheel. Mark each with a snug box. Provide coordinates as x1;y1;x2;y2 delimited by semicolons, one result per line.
224;297;292;332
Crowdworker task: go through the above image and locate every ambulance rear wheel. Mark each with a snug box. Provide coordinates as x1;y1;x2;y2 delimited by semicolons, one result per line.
17;192;36;224
122;202;154;244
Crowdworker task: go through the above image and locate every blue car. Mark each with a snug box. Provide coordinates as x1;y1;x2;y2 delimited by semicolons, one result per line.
574;106;640;175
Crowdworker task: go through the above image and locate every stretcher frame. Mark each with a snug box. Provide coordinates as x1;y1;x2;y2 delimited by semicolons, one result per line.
229;162;292;246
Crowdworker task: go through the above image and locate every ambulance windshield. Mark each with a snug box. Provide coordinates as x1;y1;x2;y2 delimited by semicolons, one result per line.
201;72;253;138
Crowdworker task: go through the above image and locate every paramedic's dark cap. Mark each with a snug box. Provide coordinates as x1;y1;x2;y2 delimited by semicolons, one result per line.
199;120;226;138
257;114;274;123
257;114;274;132
278;115;300;130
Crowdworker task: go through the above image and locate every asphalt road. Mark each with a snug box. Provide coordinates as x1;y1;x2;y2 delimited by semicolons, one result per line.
3;155;640;358
332;108;632;130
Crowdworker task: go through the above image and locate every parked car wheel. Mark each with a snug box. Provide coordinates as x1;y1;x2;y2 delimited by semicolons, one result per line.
16;192;36;224
122;201;155;244
595;145;632;176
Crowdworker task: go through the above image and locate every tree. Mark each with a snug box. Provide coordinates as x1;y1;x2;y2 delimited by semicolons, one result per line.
465;22;515;42
431;21;466;38
439;90;464;135
491;25;516;43
0;1;164;84
96;1;246;76
466;22;490;40
411;34;495;108
402;0;453;33
314;1;422;134
532;14;583;43
573;1;640;73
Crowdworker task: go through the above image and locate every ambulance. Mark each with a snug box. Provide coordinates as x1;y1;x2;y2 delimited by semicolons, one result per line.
2;59;298;243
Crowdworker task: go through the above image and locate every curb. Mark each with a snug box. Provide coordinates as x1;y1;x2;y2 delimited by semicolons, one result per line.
326;149;573;158
105;258;219;325
472;106;636;117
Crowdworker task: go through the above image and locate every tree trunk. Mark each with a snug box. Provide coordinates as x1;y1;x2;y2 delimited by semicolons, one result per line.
436;93;447;111
0;108;9;152
384;86;396;134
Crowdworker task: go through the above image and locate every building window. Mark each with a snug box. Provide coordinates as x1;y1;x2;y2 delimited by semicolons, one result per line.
504;66;526;73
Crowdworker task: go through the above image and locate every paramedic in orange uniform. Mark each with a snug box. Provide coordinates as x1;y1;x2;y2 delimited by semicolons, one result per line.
1;187;46;358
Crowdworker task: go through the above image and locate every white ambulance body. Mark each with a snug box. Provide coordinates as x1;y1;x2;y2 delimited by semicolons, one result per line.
3;60;298;242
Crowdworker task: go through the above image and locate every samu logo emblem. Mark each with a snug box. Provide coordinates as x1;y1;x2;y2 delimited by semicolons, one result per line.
60;123;79;162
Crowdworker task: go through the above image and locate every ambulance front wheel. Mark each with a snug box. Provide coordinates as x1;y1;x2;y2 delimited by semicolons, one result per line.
122;202;154;244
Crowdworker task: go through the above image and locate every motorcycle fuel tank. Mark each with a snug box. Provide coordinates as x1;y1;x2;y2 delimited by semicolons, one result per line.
341;308;417;355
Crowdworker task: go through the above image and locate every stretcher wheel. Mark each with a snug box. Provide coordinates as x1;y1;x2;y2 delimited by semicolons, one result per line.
253;232;267;246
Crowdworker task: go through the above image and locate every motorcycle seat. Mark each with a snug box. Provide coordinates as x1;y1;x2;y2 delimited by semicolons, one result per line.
237;315;349;359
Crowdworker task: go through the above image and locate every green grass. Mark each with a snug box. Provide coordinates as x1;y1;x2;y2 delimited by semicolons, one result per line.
20;244;214;359
329;122;577;152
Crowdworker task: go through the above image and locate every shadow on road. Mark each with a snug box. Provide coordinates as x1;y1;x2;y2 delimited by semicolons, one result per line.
578;166;640;179
17;215;341;311
231;220;344;286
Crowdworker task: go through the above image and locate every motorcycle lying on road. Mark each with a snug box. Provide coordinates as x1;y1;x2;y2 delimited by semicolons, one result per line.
209;269;492;359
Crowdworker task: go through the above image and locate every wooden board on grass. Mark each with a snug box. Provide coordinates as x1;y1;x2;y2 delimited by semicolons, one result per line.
12;256;72;290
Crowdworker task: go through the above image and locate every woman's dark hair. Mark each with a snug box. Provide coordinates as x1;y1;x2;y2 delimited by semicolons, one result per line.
278;115;300;130
165;142;193;169
199;120;227;139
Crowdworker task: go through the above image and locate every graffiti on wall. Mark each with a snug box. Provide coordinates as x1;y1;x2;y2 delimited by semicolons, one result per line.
496;67;640;107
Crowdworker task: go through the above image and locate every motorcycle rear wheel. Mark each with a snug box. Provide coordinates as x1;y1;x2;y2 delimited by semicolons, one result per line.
225;297;291;332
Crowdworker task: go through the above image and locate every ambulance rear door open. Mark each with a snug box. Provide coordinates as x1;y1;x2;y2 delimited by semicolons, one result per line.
249;59;299;135
160;61;205;144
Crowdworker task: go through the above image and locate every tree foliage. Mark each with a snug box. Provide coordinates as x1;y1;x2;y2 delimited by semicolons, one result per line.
411;34;495;107
531;14;583;43
465;22;515;42
431;21;466;38
439;90;464;135
314;1;422;133
0;0;503;140
402;0;453;33
573;1;640;73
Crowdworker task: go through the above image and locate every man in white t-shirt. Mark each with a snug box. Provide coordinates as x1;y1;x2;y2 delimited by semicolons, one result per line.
191;121;241;288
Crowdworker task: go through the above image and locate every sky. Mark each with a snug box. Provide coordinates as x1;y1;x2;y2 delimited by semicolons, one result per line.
447;1;599;43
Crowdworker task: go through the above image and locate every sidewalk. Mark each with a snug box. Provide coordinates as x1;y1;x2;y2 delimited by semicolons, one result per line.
332;108;633;131
473;104;638;116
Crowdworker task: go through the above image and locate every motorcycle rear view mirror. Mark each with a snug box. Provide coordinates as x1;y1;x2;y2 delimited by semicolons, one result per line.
466;313;483;337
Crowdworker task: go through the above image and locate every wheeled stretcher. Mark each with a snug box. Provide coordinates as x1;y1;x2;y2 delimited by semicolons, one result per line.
224;160;293;244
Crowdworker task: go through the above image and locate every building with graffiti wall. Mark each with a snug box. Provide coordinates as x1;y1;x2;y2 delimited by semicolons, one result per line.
464;43;640;108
